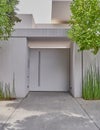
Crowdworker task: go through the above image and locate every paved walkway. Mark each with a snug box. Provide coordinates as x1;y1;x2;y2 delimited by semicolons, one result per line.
0;92;100;130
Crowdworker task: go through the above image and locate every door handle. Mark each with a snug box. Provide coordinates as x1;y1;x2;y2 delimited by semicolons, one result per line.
38;51;41;87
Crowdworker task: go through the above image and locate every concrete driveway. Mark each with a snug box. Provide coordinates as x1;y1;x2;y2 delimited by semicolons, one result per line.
0;92;100;130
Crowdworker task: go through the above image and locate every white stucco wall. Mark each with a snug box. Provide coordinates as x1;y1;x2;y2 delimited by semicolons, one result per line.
0;38;28;97
70;43;82;97
17;0;52;23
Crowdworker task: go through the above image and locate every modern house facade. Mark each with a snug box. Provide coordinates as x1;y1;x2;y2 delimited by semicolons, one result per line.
0;0;99;98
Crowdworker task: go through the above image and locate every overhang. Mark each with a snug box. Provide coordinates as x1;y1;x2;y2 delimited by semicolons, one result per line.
11;24;71;48
11;24;70;38
28;37;70;48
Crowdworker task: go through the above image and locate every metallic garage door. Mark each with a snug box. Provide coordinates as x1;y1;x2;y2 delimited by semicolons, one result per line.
29;49;69;91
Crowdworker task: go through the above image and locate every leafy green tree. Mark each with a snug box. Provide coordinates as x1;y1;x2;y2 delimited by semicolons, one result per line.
68;0;100;54
0;0;21;40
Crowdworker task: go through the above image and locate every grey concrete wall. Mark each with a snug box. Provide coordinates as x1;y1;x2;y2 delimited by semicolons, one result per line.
52;1;71;21
70;43;82;97
26;44;30;94
14;14;34;28
0;38;28;97
70;45;100;97
12;28;69;38
83;51;100;76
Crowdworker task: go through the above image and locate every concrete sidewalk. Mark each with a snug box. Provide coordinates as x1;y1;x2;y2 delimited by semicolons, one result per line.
0;92;100;130
0;99;22;130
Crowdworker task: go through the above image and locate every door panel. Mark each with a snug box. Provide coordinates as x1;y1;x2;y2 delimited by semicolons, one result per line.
29;49;69;91
29;50;38;90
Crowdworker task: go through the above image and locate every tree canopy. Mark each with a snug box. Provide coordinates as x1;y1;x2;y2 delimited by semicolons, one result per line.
68;0;100;54
0;0;21;40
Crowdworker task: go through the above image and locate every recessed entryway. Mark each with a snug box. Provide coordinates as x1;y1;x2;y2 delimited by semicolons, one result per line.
29;49;70;91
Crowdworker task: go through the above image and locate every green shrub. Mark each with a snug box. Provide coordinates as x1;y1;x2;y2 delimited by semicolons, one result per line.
0;0;21;40
68;0;100;54
82;65;100;100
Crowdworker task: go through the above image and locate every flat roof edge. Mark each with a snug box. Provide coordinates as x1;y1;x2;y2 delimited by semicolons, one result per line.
11;28;70;38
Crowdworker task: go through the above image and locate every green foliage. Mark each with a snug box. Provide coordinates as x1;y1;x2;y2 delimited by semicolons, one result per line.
82;65;100;100
0;0;21;40
68;0;100;54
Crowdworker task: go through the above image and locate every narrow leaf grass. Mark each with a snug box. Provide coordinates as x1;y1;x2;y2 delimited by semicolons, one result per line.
0;74;16;100
82;65;100;100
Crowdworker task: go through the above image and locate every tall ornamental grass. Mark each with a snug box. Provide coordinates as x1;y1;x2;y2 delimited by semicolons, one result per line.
82;65;100;100
0;74;16;100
